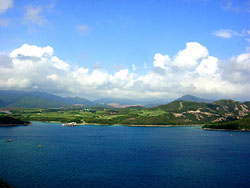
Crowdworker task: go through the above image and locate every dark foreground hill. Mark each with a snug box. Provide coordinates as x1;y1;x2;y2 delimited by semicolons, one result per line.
0;116;30;127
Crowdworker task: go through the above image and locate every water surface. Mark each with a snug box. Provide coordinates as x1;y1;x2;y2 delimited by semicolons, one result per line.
0;122;250;188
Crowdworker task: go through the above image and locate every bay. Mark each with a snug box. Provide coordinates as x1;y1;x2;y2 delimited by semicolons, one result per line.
0;122;250;188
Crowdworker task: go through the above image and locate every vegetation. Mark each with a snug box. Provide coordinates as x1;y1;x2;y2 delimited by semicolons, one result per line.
0;90;249;130
0;90;99;108
203;116;250;131
0;116;30;126
0;179;14;188
0;98;247;130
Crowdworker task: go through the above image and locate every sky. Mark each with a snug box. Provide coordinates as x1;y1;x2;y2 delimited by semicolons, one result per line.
0;0;249;101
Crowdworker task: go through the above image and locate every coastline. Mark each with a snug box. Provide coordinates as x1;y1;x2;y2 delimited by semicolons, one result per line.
202;127;250;132
62;121;202;128
119;124;202;127
0;122;32;127
32;120;202;128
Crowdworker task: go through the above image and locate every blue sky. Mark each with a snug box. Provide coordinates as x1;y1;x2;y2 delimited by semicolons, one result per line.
0;0;250;100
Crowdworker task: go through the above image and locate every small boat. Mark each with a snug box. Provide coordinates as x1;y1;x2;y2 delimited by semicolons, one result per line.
38;145;42;148
6;139;12;142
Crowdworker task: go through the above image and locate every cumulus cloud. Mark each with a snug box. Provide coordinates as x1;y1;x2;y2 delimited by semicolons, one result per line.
0;42;250;100
0;0;13;14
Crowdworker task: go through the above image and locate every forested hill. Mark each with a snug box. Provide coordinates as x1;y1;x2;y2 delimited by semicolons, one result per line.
0;90;99;108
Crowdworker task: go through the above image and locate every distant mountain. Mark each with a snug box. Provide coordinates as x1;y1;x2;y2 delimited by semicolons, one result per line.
94;98;140;105
93;98;170;108
93;98;142;108
175;95;214;103
0;90;97;108
142;100;169;107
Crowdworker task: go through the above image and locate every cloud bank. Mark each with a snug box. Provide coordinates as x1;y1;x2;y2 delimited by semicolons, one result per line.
0;42;250;100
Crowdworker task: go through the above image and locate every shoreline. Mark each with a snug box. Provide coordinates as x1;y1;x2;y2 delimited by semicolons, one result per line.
39;121;202;128
0;122;32;127
42;121;250;131
202;127;250;132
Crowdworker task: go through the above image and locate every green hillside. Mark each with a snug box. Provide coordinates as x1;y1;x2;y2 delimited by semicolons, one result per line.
203;116;250;131
6;98;249;129
0;90;98;108
7;96;68;108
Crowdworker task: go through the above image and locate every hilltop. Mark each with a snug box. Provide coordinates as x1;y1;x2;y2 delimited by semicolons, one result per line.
175;95;214;103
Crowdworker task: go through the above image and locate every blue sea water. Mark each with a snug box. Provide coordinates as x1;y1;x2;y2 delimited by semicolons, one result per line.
0;122;250;188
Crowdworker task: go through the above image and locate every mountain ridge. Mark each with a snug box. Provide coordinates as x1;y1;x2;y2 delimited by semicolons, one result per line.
175;94;214;103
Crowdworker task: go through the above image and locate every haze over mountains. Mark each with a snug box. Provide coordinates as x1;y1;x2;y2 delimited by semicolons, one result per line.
1;89;250;130
0;90;99;108
175;95;215;103
0;90;217;108
0;89;241;109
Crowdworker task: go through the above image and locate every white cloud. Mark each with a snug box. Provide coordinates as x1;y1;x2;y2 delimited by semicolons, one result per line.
1;42;250;100
153;53;171;70
77;24;90;33
213;29;249;39
172;42;209;69
213;29;238;38
10;44;53;58
196;56;219;76
132;64;136;71
23;5;47;26
0;0;13;14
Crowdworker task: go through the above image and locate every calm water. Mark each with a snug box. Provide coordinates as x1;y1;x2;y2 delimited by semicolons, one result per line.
0;122;250;188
